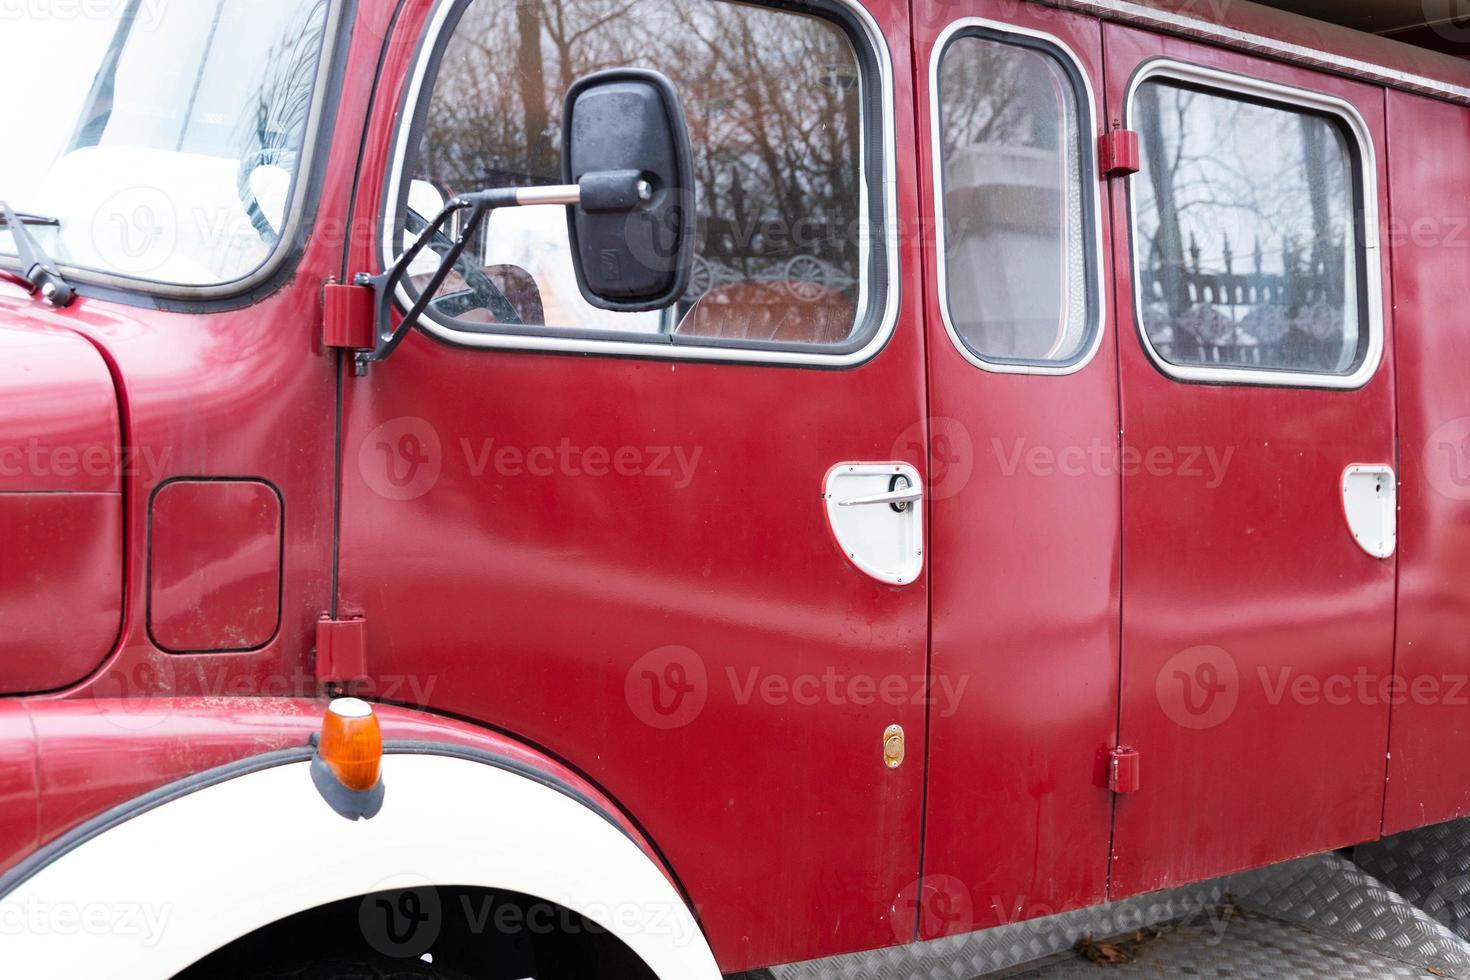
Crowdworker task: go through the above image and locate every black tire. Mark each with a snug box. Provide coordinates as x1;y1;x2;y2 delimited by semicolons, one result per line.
242;957;475;980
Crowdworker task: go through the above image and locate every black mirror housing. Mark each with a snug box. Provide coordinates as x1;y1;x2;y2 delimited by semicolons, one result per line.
562;69;695;312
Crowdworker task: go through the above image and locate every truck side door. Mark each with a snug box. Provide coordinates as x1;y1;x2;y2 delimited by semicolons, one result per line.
912;2;1122;936
1102;24;1397;896
339;0;927;969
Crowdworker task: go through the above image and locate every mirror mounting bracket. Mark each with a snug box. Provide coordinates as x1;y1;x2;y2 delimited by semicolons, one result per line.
349;173;648;376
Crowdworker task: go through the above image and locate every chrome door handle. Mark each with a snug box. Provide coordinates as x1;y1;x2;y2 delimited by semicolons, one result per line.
837;486;923;508
823;463;924;585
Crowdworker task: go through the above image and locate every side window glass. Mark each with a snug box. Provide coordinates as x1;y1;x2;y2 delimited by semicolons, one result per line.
395;0;881;352
936;30;1099;371
1133;79;1369;377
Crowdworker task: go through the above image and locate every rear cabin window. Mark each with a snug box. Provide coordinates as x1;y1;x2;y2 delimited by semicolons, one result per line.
935;31;1098;370
1133;79;1369;378
394;0;879;352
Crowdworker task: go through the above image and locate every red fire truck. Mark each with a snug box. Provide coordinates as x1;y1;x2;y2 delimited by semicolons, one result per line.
4;0;1470;976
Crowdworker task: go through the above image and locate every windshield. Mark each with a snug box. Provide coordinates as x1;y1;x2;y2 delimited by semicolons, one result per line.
0;0;331;289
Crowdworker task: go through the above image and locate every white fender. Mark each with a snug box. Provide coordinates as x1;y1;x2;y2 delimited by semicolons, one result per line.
1;752;721;979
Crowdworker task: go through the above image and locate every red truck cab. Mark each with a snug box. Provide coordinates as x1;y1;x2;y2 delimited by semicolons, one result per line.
4;1;1470;977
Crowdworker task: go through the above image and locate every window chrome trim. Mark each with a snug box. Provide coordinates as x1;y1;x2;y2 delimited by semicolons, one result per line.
379;0;899;368
0;1;345;304
1124;59;1384;390
928;18;1107;377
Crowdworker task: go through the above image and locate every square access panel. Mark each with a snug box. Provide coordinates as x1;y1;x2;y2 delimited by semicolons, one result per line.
148;479;283;653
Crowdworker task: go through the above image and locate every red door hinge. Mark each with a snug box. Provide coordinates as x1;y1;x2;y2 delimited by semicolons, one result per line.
1099;129;1141;178
1108;746;1141;793
322;281;375;351
316;615;368;689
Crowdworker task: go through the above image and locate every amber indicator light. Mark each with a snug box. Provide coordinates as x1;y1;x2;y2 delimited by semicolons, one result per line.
319;697;383;792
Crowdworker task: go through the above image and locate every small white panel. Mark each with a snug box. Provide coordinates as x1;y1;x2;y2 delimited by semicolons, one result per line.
1342;464;1396;559
823;462;924;586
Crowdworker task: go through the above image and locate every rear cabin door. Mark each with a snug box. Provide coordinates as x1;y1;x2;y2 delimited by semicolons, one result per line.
1382;89;1470;835
1101;24;1398;895
914;3;1121;936
339;0;927;969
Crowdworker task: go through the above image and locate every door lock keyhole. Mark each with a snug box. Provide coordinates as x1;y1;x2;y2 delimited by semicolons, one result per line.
888;474;912;513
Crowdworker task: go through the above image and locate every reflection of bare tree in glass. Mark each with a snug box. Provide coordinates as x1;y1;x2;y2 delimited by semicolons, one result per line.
1134;82;1353;371
939;42;1040;159
414;0;863;300
1137;83;1188;320
240;0;329;242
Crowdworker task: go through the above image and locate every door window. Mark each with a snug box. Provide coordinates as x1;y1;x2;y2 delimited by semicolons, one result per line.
1131;71;1377;383
388;0;890;357
934;28;1101;372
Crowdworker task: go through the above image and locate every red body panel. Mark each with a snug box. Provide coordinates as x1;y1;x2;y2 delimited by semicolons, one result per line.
0;323;118;494
1382;89;1470;834
1102;24;1399;895
148;480;283;653
0;0;395;707
336;1;928;968
0;494;122;694
0;707;38;872
0;321;122;692
5;1;1470;973
0;699;668;885
913;0;1122;936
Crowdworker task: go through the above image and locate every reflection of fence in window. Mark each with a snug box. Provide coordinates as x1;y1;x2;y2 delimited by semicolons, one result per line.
1134;78;1364;376
1141;231;1349;372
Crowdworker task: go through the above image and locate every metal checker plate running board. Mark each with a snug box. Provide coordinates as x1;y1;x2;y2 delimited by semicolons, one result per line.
740;821;1470;979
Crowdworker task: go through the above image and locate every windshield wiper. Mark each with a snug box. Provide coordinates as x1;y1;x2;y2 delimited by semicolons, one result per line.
0;202;73;307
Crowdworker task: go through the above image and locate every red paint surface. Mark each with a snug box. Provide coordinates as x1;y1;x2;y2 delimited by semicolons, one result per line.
0;0;392;709
913;0;1121;939
1103;23;1398;896
1381;89;1470;834
0;323;122;693
148;480;283;653
337;1;927;968
0;495;123;694
0;708;39;872
0;699;668;886
0;323;118;494
1;1;1470;974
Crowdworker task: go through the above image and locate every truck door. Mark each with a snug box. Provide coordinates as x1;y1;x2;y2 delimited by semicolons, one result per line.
1101;24;1397;896
338;0;927;969
913;4;1121;935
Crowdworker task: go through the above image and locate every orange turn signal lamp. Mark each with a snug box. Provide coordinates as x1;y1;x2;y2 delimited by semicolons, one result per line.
319;697;383;792
311;697;385;820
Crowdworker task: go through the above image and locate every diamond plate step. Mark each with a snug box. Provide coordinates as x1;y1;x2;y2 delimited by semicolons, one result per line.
754;832;1470;980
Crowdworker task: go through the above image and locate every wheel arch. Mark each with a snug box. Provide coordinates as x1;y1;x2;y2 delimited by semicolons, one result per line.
0;736;721;979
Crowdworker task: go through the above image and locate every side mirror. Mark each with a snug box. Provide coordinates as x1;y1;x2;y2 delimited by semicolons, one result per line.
562;69;694;312
357;69;694;371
